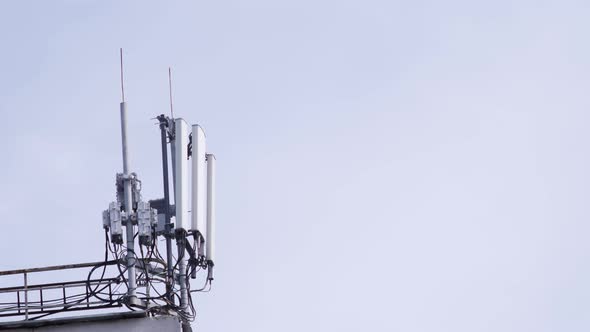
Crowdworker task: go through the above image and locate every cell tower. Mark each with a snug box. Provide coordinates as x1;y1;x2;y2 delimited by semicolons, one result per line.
0;50;217;332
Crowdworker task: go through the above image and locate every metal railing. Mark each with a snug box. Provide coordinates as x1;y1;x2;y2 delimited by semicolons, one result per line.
0;261;124;320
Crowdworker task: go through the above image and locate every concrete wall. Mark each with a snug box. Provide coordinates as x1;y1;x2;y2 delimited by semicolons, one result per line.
1;316;182;332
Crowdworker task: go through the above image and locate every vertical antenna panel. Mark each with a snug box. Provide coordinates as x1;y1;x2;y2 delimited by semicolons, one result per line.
174;119;190;231
191;125;207;237
206;154;216;263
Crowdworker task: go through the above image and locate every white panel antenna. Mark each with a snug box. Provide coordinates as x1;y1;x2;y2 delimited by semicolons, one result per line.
174;118;190;231
191;125;207;238
206;154;216;264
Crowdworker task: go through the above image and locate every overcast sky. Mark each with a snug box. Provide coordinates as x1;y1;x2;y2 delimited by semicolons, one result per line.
1;0;590;331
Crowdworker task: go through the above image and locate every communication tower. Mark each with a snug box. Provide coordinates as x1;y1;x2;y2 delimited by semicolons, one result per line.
0;50;217;332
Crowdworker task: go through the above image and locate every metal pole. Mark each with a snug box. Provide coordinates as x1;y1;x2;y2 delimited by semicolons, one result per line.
23;272;28;320
120;101;137;301
157;115;175;303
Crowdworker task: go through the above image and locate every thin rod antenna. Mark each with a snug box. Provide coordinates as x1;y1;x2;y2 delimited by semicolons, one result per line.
120;48;125;102
118;47;137;302
168;67;174;118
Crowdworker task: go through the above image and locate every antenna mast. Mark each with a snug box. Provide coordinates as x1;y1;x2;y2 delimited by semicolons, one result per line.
119;49;138;304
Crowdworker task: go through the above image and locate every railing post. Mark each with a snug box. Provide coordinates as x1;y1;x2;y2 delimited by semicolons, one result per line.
23;272;28;320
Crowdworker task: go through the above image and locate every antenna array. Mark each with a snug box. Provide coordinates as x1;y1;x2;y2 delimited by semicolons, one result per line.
0;51;217;327
100;50;217;323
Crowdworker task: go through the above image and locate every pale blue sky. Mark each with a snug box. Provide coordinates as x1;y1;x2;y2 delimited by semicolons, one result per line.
1;0;590;331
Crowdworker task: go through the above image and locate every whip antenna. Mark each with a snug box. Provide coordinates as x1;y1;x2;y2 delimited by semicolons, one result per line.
120;48;125;102
168;67;174;118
